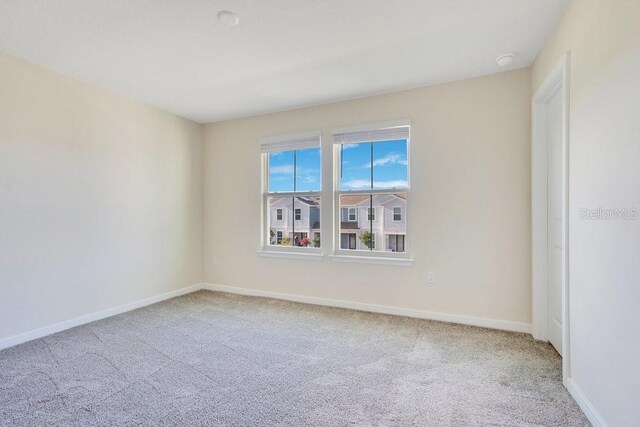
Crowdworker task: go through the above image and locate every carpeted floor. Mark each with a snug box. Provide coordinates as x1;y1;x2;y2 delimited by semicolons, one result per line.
1;290;589;426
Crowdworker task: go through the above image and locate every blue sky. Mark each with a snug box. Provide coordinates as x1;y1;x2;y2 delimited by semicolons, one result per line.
340;139;408;190
269;148;321;192
268;139;408;192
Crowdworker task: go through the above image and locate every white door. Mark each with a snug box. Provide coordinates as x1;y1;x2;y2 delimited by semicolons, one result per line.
547;89;563;355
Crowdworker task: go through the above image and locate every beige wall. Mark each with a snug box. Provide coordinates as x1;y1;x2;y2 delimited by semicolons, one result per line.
0;52;203;342
533;1;640;425
204;68;532;327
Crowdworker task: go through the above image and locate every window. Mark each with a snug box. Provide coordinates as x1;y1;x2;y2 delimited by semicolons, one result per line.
393;207;402;221
340;207;358;221
341;233;357;250
388;234;405;252
262;132;321;250
334;123;409;255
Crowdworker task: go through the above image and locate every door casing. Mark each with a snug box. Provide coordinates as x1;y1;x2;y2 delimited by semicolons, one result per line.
531;52;571;386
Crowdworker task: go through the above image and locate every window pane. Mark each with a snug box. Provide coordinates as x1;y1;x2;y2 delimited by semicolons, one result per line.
268;151;294;192
393;207;402;221
339;143;372;191
372;139;408;190
384;194;407;253
295;148;321;192
294;196;320;247
267;195;320;247
339;194;368;249
339;192;406;252
267;196;291;246
339;139;408;191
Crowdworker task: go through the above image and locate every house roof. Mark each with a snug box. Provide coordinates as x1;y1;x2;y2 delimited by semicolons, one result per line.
343;193;407;207
269;196;319;207
380;194;407;205
297;196;319;207
340;195;369;206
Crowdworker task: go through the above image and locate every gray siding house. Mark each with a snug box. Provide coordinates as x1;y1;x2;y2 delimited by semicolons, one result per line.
339;194;406;252
269;196;321;246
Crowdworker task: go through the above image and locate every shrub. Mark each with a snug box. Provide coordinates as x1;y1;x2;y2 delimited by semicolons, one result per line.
359;231;373;249
280;236;292;246
299;237;311;247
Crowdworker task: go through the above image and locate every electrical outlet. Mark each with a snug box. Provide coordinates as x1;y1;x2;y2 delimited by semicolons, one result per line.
427;272;435;284
211;256;218;266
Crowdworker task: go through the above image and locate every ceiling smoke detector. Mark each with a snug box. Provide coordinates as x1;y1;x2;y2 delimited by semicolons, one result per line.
217;11;239;26
496;53;515;67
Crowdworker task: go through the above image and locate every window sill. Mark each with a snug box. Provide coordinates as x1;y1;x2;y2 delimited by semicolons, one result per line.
329;254;413;266
257;250;324;261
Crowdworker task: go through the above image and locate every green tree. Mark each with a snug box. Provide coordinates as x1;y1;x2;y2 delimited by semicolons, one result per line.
359;231;373;249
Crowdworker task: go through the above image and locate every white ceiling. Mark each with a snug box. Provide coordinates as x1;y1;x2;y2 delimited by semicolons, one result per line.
0;0;567;123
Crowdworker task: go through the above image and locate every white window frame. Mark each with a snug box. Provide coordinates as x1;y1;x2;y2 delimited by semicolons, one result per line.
294;208;301;221
393;207;402;221
330;120;412;265
368;207;376;221
348;207;357;222
276;209;283;221
259;131;323;260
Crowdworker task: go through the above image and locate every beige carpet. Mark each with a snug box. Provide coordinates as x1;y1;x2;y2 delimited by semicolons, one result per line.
0;290;589;426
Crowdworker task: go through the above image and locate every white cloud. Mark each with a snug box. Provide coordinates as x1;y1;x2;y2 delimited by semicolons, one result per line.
341;143;359;150
367;153;407;168
341;179;371;189
374;180;408;188
269;165;294;174
341;179;408;190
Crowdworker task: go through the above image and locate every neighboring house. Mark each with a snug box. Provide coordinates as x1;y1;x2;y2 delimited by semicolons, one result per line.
269;196;321;246
339;194;406;252
269;194;406;251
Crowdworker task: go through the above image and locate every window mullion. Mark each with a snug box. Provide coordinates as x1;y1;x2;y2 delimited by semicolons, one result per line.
369;143;373;251
291;196;295;246
292;150;296;246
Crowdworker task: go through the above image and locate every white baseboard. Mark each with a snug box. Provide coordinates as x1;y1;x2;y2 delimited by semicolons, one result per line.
201;283;532;334
0;281;533;350
567;378;607;427
0;283;206;351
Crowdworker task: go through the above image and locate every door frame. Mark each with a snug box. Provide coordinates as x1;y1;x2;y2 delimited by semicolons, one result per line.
531;52;571;385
